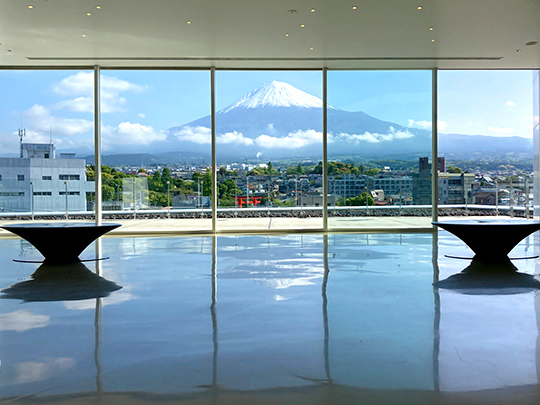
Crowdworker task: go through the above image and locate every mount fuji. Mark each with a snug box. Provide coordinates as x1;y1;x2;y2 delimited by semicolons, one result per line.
96;81;532;164
165;80;433;160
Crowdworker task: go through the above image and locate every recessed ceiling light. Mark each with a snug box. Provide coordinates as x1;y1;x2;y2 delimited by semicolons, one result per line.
526;41;538;46
87;12;92;16
27;5;34;9
309;47;314;51
417;6;423;10
285;33;290;37
429;27;434;31
96;5;101;9
352;6;358;10
310;8;316;13
431;39;435;42
82;34;87;38
300;24;305;28
187;20;192;24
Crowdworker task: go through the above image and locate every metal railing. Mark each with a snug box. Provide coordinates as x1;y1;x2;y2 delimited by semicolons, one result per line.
0;203;532;220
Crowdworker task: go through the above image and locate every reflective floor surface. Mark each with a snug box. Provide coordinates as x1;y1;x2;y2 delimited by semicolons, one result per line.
1;231;540;404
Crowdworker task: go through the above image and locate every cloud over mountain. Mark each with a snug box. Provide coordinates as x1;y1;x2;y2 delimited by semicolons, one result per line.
166;81;432;158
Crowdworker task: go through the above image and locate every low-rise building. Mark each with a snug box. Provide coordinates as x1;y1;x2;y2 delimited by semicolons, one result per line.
0;143;94;213
438;172;476;204
372;175;412;196
329;174;367;198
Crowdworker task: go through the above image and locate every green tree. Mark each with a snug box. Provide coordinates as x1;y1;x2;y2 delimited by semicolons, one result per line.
340;192;374;206
150;170;164;193
366;168;381;177
174;178;193;195
357;164;366;175
218;167;228;178
148;190;170;207
311;161;323;175
102;184;115;201
447;166;462;173
162;167;173;184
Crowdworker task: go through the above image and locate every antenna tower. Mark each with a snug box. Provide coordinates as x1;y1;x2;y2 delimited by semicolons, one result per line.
18;128;26;158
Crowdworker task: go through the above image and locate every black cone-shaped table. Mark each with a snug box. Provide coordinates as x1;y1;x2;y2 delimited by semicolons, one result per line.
1;222;121;263
433;219;540;260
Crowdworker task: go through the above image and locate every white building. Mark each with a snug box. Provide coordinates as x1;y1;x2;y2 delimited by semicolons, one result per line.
0;143;94;213
329;174;367;199
372;176;413;196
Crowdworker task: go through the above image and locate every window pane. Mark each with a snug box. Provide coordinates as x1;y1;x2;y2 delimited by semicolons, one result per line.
0;70;94;217
438;70;534;218
215;71;323;231
99;70;211;231
327;71;432;230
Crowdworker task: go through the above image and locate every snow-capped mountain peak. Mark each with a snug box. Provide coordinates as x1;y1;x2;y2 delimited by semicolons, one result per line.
220;81;325;113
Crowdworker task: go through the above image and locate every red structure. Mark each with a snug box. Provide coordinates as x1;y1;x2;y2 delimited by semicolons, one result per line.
234;196;263;208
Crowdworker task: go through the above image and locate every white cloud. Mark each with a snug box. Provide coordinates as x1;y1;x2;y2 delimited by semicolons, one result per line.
255;129;321;149
63;289;135;310
172;125;211;144
506;100;517;106
52;72;144;113
25;104;93;137
105;122;167;146
173;127;255;146
14;358;76;384
54;72;145;97
53;72;94;96
53;96;93;112
330;126;415;144
53;96;128;114
408;119;448;131
0;310;50;332
488;126;515;135
266;123;277;134
217;131;254;146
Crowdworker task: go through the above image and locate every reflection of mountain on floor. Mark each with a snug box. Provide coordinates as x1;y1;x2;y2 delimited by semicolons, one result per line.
434;258;540;295
0;262;122;302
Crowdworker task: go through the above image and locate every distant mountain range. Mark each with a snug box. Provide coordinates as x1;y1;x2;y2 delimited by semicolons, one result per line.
82;80;533;165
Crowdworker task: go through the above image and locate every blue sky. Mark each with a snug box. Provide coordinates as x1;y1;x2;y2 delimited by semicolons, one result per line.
0;69;535;156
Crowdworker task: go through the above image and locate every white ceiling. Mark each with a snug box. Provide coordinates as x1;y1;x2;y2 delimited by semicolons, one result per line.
1;0;539;70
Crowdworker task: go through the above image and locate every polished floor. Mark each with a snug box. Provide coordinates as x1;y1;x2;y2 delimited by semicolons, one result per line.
0;231;539;404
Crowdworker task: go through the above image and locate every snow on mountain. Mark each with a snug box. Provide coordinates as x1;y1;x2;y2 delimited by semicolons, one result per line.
220;81;327;113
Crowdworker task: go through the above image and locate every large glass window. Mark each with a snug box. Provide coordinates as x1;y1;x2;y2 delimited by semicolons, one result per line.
0;70;94;217
215;71;323;231
2;68;536;231
438;71;534;218
99;70;211;231
327;71;433;230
